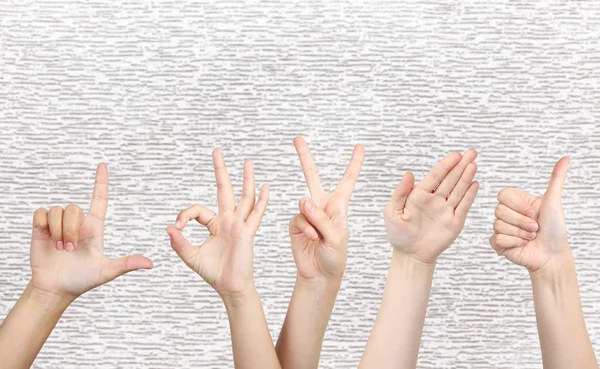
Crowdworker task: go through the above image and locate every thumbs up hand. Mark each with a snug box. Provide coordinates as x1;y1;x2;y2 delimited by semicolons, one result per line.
490;157;572;271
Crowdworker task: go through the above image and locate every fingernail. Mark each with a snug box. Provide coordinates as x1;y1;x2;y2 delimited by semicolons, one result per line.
521;239;528;246
525;209;535;218
308;228;319;240
527;232;536;239
529;222;538;232
176;220;181;229
57;241;64;251
65;242;75;252
305;199;315;214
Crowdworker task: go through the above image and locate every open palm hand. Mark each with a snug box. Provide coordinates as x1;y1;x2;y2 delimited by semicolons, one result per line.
385;151;479;264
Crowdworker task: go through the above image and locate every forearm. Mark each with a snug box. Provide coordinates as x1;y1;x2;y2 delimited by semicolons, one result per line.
530;251;597;369
224;288;281;369
0;282;73;369
275;276;341;369
359;250;435;369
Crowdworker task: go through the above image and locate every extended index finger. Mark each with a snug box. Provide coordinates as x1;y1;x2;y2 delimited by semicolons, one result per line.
293;137;325;201
89;163;109;220
335;144;365;200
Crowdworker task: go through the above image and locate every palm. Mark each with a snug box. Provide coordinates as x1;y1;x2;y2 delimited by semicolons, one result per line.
387;187;461;255
289;137;365;281
191;212;254;296
31;217;105;297
385;151;479;264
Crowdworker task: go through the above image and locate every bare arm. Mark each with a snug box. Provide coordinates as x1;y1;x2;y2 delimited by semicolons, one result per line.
276;277;341;368
225;289;282;369
359;251;435;368
530;252;597;368
0;284;72;369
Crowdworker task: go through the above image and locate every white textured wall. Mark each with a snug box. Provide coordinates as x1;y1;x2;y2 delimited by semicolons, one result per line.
1;1;599;368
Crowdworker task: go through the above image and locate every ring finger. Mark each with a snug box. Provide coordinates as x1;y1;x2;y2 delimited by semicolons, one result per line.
48;206;64;250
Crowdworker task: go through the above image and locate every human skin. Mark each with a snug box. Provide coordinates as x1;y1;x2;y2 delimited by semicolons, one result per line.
275;137;365;369
490;157;598;369
0;163;153;369
359;150;479;369
166;148;279;369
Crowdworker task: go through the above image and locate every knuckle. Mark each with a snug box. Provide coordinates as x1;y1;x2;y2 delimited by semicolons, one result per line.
493;220;501;233
494;205;503;218
519;229;529;239
49;206;64;214
33;208;47;218
519;216;530;229
497;188;507;201
65;204;81;212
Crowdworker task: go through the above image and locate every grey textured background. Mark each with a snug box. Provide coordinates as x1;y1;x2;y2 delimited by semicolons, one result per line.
1;1;599;368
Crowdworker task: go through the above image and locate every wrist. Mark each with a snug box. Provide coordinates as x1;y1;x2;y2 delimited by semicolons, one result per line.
221;286;260;310
295;274;342;295
25;282;75;314
529;249;576;282
391;249;438;270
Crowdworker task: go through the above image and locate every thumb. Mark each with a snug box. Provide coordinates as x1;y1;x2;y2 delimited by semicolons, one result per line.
101;255;153;282
545;157;570;203
390;172;415;211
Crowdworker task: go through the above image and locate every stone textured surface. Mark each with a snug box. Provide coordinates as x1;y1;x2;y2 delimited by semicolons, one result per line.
1;1;599;368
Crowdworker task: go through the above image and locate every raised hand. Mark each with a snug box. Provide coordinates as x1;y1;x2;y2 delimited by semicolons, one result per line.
490;157;571;271
384;150;479;264
288;137;365;281
166;148;269;299
30;163;154;300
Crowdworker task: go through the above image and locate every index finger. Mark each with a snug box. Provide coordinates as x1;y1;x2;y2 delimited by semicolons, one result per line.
497;188;536;218
89;163;109;220
335;144;365;200
293;137;325;202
